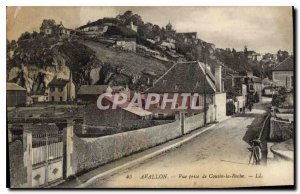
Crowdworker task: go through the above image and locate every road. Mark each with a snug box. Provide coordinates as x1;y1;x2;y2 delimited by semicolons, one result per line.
87;100;293;188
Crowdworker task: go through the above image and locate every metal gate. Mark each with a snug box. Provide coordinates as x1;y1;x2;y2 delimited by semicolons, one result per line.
31;130;63;187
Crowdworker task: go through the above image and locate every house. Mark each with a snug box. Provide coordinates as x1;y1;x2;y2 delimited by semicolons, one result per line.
115;38;136;52
77;85;130;102
272;56;294;91
176;32;197;44
40;20;72;38
57;22;72;38
6;83;27;107
126;21;138;32
223;72;262;104
48;73;75;102
40;20;55;36
147;61;226;120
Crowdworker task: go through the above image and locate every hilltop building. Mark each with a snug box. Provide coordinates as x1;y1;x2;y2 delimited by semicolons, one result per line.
126;21;138;32
40;20;72;38
176;32;198;44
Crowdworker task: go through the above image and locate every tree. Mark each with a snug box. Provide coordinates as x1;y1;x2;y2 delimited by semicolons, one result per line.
31;31;39;39
18;32;32;41
277;50;289;63
117;10;133;24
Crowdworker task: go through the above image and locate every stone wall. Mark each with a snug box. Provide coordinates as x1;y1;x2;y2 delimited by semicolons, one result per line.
269;117;293;141
184;112;204;134
9;140;27;188
70;105;216;176
71;120;182;175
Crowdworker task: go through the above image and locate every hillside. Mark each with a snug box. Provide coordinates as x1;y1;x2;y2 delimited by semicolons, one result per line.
7;33;173;93
81;40;170;76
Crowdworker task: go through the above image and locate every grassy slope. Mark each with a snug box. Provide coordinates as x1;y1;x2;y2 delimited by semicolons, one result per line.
81;40;171;77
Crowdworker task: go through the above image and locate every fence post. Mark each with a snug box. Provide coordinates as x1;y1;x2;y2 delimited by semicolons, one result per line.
180;112;185;135
23;130;32;187
63;119;75;179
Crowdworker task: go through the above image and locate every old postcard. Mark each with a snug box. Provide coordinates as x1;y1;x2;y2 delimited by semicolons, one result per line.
6;6;295;188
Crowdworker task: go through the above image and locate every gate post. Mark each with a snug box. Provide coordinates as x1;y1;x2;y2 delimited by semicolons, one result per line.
23;130;33;187
63;119;75;179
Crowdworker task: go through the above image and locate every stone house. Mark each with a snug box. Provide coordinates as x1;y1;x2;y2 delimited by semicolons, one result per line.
48;73;76;102
147;61;226;120
272;56;294;91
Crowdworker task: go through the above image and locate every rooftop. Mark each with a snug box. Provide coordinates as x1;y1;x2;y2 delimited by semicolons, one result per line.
6;82;26;91
147;61;216;94
272;56;294;71
48;77;69;87
78;85;109;95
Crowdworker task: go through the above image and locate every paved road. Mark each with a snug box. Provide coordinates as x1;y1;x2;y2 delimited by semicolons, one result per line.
87;101;293;188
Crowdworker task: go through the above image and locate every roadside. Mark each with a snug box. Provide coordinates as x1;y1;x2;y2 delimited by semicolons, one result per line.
84;107;271;188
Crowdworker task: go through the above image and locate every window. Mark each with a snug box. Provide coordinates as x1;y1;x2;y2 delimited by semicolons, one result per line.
58;87;63;92
50;87;55;92
249;85;254;90
291;76;294;87
60;97;63;102
51;96;55;102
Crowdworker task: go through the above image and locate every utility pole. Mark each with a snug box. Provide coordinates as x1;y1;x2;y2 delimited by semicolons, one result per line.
203;48;207;126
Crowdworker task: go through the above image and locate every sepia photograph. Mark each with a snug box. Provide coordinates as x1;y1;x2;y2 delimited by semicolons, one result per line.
6;6;295;188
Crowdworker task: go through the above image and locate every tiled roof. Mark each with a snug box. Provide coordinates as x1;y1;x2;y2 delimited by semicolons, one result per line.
273;56;294;71
147;61;216;94
6;83;26;91
104;96;151;117
78;85;109;95
48;77;69;86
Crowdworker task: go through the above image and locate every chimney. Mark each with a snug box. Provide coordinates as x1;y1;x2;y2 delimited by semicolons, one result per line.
214;65;222;93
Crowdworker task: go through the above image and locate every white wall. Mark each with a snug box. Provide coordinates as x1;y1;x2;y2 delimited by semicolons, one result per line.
215;93;226;121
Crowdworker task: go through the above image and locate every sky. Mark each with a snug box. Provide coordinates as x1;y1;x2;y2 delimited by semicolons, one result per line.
7;6;293;54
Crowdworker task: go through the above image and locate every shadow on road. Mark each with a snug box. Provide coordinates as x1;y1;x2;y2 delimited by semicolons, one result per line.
242;114;266;145
240;103;270;165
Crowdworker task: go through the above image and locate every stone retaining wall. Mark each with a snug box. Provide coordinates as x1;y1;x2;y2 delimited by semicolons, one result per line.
68;106;215;176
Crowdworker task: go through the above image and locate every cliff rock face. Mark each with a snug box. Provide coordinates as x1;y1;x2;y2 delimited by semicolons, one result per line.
89;67;101;85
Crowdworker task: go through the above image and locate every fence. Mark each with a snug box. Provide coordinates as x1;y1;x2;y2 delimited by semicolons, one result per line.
32;142;63;165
